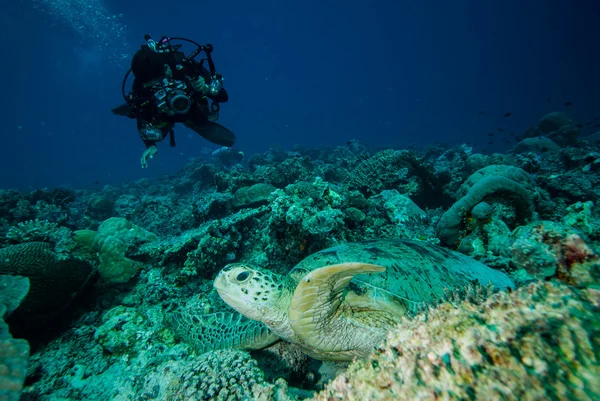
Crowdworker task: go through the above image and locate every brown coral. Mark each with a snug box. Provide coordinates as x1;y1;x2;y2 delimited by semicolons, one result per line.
311;281;600;401
0;243;94;324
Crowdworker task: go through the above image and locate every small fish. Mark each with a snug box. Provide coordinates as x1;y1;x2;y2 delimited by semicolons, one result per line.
488;141;493;144
488;132;494;137
564;101;573;106
503;112;511;117
498;128;505;132
585;121;592;126
577;123;583;128
477;110;485;115
509;133;515;136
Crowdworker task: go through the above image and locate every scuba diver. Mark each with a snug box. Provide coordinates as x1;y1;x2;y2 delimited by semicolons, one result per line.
112;34;236;168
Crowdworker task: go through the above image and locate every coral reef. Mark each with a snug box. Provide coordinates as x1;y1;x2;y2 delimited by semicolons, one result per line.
311;281;600;401
0;110;598;400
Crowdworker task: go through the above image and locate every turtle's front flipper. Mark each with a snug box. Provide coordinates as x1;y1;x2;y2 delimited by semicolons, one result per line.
288;263;388;361
168;311;278;353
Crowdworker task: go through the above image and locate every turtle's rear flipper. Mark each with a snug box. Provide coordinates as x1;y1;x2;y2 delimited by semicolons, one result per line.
168;311;278;353
288;263;389;360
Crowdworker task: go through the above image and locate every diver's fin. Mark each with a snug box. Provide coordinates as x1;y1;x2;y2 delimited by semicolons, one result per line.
186;121;236;147
111;103;132;117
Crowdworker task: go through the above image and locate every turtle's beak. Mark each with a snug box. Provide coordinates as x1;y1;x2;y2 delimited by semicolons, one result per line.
213;271;226;291
213;272;232;300
213;270;244;311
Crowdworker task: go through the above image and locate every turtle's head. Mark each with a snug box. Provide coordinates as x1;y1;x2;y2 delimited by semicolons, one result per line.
214;263;293;328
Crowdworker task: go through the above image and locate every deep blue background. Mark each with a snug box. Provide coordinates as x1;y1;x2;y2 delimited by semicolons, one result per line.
1;0;598;190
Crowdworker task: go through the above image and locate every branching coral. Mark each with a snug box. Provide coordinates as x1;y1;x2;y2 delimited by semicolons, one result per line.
141;349;265;400
5;219;60;244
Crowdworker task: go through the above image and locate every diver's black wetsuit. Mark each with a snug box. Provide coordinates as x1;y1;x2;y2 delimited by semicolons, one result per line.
116;44;235;148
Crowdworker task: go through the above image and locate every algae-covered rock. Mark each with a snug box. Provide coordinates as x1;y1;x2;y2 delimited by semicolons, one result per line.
508;221;599;286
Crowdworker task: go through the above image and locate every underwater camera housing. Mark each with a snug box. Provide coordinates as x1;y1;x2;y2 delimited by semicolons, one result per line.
153;80;191;115
121;34;221;116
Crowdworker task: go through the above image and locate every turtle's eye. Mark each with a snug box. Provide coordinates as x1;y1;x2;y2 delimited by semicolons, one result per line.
236;271;250;281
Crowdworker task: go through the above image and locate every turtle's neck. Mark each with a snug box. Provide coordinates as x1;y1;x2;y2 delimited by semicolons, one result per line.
263;275;297;341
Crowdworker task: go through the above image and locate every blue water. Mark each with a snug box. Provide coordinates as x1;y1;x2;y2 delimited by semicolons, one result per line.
2;0;598;190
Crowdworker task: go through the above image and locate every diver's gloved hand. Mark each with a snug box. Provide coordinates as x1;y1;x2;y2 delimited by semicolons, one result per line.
187;76;209;94
140;145;158;168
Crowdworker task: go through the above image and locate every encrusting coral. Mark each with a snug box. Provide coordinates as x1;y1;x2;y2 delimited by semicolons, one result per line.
311;280;600;401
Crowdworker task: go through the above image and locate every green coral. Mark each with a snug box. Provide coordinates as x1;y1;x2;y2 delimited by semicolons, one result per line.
74;217;157;284
233;183;277;209
269;177;344;237
5;219;60;244
94;306;145;355
456;164;535;198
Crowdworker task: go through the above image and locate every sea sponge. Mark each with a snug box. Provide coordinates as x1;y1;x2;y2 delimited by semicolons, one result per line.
436;174;533;247
436;164;535;248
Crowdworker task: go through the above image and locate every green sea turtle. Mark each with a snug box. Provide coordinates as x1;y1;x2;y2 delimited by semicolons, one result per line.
172;239;514;361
